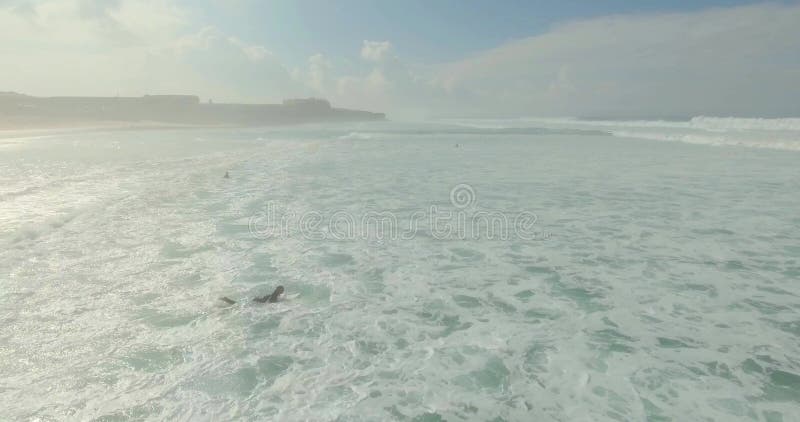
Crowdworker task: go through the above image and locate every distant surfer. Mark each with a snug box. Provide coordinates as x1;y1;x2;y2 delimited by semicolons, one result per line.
219;286;284;305
223;171;230;179
254;285;284;303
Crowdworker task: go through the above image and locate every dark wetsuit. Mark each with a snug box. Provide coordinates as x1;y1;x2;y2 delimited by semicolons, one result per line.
220;286;284;305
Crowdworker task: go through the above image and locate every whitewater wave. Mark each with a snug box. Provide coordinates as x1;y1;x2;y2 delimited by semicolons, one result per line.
339;127;607;138
446;116;800;132
687;116;800;132
338;132;374;140
443;116;800;151
610;130;800;151
604;117;800;151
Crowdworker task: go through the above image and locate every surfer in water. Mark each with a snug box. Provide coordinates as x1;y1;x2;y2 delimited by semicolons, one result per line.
223;171;230;179
219;286;284;305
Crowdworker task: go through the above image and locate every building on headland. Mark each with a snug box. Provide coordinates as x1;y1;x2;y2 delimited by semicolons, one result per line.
0;92;385;126
282;98;331;109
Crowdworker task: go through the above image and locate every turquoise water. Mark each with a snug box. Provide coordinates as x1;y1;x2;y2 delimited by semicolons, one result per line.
1;121;799;421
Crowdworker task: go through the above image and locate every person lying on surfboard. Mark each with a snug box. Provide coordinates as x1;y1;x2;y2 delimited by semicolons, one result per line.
219;286;284;305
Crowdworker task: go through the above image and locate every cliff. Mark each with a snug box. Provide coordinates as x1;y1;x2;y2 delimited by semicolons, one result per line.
0;93;386;128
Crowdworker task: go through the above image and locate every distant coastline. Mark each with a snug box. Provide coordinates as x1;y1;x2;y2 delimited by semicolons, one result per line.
0;92;386;131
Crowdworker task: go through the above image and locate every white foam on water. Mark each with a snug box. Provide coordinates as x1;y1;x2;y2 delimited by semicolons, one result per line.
1;125;799;421
687;116;800;131
444;115;800;151
338;132;374;140
610;130;800;151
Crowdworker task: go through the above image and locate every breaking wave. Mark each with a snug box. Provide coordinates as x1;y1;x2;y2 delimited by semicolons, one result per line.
687;116;800;132
610;130;800;151
443;116;800;151
606;117;800;151
338;132;374;140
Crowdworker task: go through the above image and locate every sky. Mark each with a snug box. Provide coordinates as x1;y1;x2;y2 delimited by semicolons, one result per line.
1;0;799;118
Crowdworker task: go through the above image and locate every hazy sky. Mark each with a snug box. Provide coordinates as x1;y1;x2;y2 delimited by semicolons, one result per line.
1;0;799;118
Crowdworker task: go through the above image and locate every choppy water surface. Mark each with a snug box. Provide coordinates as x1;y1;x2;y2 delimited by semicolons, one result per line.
1;121;799;421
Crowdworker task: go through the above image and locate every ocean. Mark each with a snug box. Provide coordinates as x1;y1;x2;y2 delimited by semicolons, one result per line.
1;118;799;421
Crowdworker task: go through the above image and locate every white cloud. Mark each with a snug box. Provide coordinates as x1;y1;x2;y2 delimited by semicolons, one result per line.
295;44;418;113
435;2;800;117
360;40;392;62
296;3;800;118
289;53;335;98
153;26;299;101
314;40;441;116
227;36;271;62
0;0;191;96
0;0;294;102
2;2;799;117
